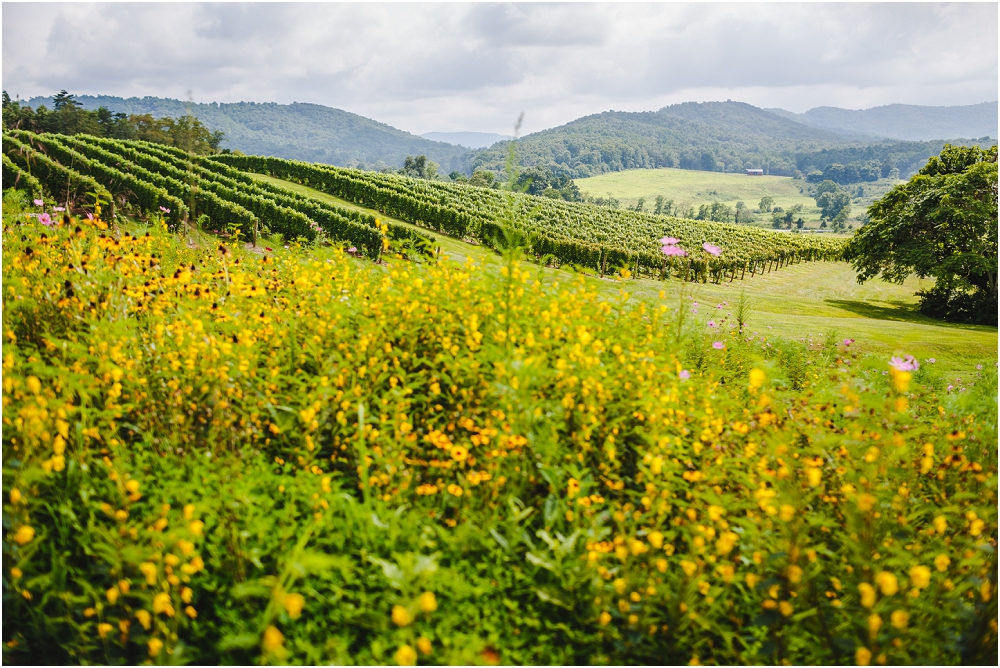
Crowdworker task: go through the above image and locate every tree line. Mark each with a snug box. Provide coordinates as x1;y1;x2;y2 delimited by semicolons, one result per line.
2;90;227;156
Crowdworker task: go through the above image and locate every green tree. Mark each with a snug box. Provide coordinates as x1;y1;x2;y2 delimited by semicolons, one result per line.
815;180;851;222
735;200;753;224
653;195;674;216
757;195;774;212
843;144;998;324
696;201;733;223
468;170;496;188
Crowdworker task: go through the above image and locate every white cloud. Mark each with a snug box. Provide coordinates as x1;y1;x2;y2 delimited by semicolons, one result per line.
3;2;996;135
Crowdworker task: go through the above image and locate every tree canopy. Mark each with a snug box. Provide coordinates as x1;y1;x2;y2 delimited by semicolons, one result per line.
843;143;998;324
3;90;226;155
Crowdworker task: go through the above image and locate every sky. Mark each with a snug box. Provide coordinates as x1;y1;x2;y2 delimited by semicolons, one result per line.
3;2;997;136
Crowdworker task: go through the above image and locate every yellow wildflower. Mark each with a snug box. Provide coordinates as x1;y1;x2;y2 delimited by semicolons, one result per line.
858;583;877;608
262;625;284;653
909;565;931;589
395;645;417;666
875;571;898;596
283;592;305;619
391;605;412;627
419;591;437;613
13;525;35;545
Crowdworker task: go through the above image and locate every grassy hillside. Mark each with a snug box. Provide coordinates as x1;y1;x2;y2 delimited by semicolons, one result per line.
25;94;471;171
576;168;901;228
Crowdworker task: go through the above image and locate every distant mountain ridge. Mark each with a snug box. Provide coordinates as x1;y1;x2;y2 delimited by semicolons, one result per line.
24;94;471;171
766;102;997;141
420;131;512;149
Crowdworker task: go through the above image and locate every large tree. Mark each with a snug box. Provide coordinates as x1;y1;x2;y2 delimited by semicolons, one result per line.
843;144;998;325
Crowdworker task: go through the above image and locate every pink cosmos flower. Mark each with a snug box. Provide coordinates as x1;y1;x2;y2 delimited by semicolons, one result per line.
662;244;687;256
843;338;855;346
86;213;94;221
53;206;65;212
708;320;716;328
33;199;44;207
679;370;691;380
712;341;725;350
159;206;171;213
659;236;680;245
889;355;919;371
927;358;936;364
703;243;722;256
38;213;53;226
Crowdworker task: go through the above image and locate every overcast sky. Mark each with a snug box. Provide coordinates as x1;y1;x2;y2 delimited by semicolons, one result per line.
3;2;997;135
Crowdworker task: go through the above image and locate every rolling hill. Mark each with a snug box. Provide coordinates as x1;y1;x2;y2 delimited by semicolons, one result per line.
471;101;996;180
25;94;471;172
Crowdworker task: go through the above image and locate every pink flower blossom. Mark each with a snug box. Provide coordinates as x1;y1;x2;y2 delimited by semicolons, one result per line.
33;199;44;207
708;320;716;328
53;206;65;212
679;369;690;380
86;213;94;221
889;355;919;371
843;338;855;346
702;242;722;256
662;244;687;256
927;358;936;364
659;236;680;245
159;206;171;213
712;341;725;350
38;213;52;226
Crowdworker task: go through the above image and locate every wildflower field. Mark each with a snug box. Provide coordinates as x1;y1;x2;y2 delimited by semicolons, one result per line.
2;184;996;665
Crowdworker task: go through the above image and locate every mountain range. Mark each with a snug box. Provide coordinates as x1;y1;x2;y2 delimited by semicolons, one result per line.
419;131;512;149
24;94;997;177
766;102;997;141
25;95;469;172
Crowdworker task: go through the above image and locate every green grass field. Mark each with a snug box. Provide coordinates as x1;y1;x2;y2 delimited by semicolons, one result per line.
254;174;997;376
576;167;899;230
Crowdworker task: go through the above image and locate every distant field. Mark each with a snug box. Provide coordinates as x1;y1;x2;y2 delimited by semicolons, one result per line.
577;167;899;229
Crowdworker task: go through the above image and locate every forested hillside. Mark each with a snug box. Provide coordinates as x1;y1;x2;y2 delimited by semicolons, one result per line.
24;94;470;172
472;101;996;181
